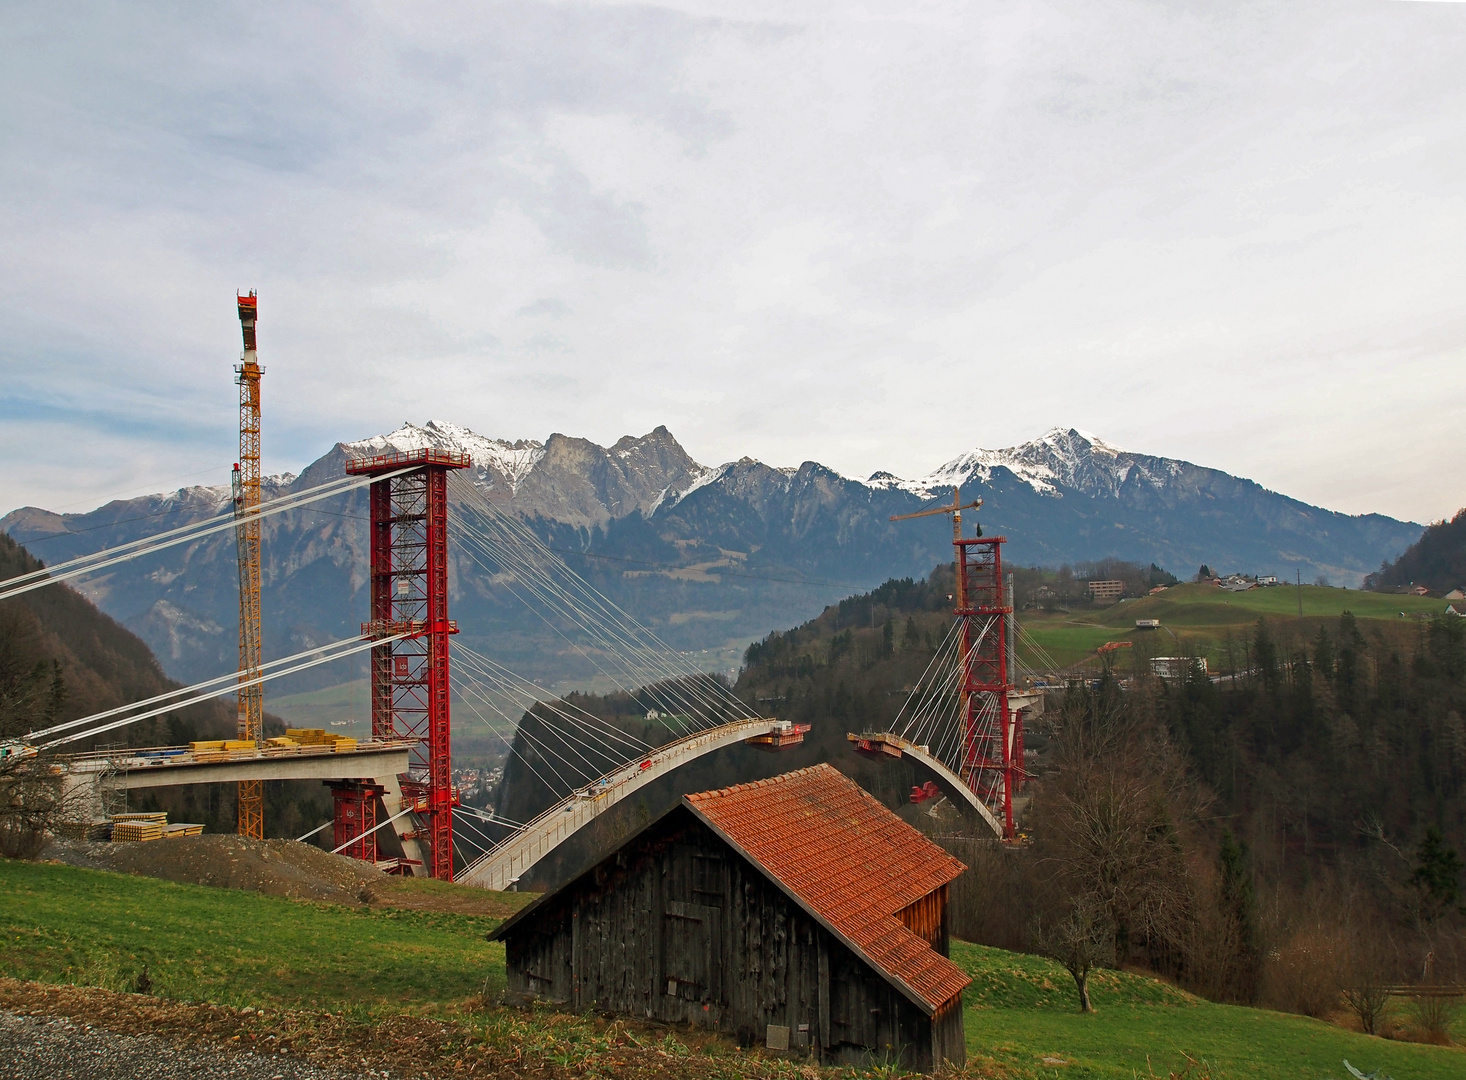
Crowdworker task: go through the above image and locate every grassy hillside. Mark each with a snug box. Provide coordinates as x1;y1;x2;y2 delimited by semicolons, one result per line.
952;942;1463;1079
2;857;1462;1078
1017;582;1444;671
0;858;529;1012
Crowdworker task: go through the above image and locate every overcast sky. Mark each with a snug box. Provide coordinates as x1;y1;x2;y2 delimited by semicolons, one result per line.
3;1;1464;524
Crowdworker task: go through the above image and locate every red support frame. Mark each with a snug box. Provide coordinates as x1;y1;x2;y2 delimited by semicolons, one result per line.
347;449;470;879
328;780;385;862
955;535;1020;839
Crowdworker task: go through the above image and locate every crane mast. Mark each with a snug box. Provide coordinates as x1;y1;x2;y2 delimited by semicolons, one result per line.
234;291;265;839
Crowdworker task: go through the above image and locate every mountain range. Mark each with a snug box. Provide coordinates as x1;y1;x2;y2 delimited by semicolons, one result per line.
0;423;1422;696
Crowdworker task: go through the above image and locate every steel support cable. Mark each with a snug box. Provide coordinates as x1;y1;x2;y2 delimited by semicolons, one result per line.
451;672;581;798
453;810;506;845
905;657;964;750
454;531;721;730
452;639;651;748
449;481;751;722
0;471;370;591
912;664;968;764
456;653;652;755
450;532;721;735
452;815;498;858
296;819;333;843
451;665;589;803
44;633;407;748
892;621;962;738
1;469;413;601
452;509;750;737
452;643;655;756
895;627;966;743
451;835;471;869
451;649;653;771
1016;621;1062;676
26;635;380;742
452;659;628;786
329;806;414;855
456;804;526;829
448;523;688;712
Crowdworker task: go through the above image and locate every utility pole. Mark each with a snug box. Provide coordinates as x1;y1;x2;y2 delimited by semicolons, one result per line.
1296;568;1303;620
234;292;265;839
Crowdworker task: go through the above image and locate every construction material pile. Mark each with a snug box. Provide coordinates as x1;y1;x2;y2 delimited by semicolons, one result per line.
188;739;262;760
107;812;205;842
278;728;358;753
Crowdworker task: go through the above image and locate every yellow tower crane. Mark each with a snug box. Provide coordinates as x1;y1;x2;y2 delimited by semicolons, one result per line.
233;291;265;839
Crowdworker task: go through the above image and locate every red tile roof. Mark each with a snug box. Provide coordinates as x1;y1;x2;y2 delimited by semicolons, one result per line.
684;763;970;1014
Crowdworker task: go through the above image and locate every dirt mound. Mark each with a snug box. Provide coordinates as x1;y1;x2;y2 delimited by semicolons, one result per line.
47;837;382;905
41;836;536;916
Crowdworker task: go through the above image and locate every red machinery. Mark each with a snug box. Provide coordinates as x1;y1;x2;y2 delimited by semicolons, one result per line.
345;448;470;879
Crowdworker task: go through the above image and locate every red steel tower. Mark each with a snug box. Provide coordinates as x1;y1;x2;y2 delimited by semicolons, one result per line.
345;448;470;879
891;488;1023;839
954;532;1020;837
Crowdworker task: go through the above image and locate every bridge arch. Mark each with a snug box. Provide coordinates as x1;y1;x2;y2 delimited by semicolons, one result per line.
458;718;805;891
847;732;1004;837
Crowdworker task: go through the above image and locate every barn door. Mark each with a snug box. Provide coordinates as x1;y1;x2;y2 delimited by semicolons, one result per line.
663;900;722;1003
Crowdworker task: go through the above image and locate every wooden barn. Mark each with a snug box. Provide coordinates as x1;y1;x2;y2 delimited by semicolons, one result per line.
489;764;970;1071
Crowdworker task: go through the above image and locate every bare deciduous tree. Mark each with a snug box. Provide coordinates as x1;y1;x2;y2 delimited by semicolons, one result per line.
1028;676;1200;978
1034;892;1115;1012
0;600;76;859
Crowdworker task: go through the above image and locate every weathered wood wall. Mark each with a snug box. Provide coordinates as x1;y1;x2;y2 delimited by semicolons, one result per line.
502;808;963;1071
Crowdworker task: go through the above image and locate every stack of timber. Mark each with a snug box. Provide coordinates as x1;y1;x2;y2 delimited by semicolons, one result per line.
189;739;260;760
111;812;168;842
107;812;205;842
53;819;113;841
283;728;358;753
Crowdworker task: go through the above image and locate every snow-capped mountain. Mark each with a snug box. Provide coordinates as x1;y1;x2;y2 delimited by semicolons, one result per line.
873;428;1183;500
352;420;547;494
0;423;1423;690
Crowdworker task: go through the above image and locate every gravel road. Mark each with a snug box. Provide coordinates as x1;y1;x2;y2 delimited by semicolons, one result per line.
0;1012;375;1080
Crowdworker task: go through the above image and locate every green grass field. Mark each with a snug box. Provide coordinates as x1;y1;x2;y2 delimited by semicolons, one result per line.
1016;583;1449;671
951;942;1464;1079
0;858;520;1014
3;858;1463;1077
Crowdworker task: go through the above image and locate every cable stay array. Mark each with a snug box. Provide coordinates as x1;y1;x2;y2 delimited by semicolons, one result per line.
448;475;756;733
0;467;414;603
32;632;405;750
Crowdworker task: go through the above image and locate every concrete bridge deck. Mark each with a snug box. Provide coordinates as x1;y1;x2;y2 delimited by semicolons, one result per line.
60;740;414;790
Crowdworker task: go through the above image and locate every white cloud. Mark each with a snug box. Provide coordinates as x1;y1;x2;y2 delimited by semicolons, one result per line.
1;0;1464;523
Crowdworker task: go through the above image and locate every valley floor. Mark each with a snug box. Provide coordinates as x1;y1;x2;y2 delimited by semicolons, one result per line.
1;854;1463;1079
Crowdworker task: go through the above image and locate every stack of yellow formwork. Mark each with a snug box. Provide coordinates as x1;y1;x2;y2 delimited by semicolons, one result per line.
110;812;167;842
189;739;260;760
190;739;227;761
164;823;205;838
285;728;357;752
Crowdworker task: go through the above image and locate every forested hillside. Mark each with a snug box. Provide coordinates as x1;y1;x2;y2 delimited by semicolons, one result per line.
0;534;234;746
1365;506;1466;595
0;536;324;838
492;559;1466;1020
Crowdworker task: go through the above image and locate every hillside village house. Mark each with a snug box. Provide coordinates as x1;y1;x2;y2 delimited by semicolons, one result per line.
490;765;970;1071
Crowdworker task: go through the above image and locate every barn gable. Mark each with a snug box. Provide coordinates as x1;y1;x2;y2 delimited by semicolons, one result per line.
685;764;970;1015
